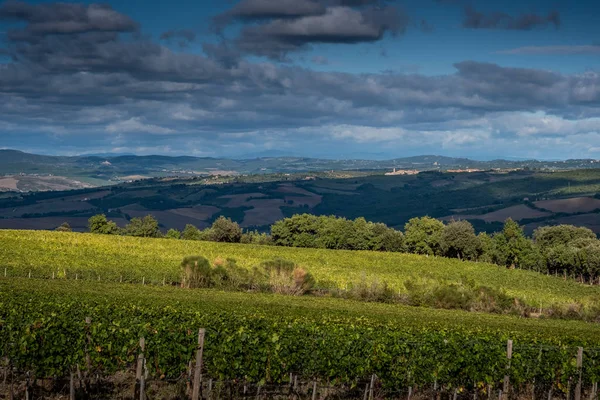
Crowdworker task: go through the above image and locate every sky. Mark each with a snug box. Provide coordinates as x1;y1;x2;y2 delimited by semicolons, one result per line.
0;0;600;160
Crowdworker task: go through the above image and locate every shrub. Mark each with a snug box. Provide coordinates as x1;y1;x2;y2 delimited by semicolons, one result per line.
261;258;315;295
165;229;181;239
181;256;213;288
55;222;72;232
181;224;202;240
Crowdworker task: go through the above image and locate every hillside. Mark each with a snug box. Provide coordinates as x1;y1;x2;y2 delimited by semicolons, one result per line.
2;230;599;310
3;168;600;234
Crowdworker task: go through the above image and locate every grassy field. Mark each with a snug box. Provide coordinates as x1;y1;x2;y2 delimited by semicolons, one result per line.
2;278;600;385
1;230;599;309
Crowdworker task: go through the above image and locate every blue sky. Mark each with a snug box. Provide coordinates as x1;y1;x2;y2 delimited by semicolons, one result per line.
1;0;600;160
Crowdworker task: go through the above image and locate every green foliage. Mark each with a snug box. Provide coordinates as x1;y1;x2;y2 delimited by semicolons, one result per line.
209;216;242;243
404;216;444;256
55;222;72;232
181;224;202;240
241;230;272;245
1;230;599;312
261;258;315;295
271;214;404;251
165;228;181;239
534;225;597;249
1;278;600;386
181;255;214;288
489;219;534;269
88;214;119;235
124;215;161;238
440;220;481;260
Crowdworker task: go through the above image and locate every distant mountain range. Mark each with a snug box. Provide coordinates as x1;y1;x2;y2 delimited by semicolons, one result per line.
1;149;599;188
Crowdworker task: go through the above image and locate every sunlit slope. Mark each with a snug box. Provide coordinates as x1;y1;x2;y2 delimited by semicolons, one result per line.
1;229;598;307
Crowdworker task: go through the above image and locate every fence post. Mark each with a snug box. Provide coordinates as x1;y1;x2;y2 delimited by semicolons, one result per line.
503;340;513;400
408;386;413;400
575;347;583;400
312;380;318;400
84;317;92;391
369;374;375;400
139;357;146;400
134;337;145;400
589;382;597;400
70;370;75;400
191;328;205;400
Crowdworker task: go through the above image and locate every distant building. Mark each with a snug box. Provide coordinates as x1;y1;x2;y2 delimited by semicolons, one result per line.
385;168;419;176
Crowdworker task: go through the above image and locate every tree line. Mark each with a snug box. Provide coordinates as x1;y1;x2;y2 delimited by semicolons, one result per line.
79;213;600;285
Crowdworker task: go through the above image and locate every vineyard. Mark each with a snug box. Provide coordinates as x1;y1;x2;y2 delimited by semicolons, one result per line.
1;230;600;312
1;278;600;397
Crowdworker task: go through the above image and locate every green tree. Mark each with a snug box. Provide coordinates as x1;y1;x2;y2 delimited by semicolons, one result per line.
533;225;596;249
404;216;445;256
88;214;119;235
181;224;202;241
440;220;481;261
492;219;532;269
55;222;72;232
165;228;181;239
210;216;242;243
124;215;161;238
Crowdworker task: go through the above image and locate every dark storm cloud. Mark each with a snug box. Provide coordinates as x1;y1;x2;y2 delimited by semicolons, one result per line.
236;5;408;59
212;0;408;59
1;1;600;156
463;6;560;30
212;0;326;31
0;0;138;38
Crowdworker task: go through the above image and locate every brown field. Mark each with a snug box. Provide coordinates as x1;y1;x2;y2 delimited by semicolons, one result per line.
0;177;18;191
534;197;600;213
309;187;358;195
444;204;552;223
430;179;454;188
308;181;361;191
168;205;220;220
284;195;322;207
276;184;318;197
241;199;285;227
218;193;266;207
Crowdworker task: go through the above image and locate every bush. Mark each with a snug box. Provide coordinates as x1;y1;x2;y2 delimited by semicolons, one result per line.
261;258;315;295
55;222;72;232
165;229;181;239
181;256;214;288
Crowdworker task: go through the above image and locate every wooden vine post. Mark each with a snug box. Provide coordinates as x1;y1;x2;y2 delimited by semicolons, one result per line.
134;337;145;400
503;340;513;400
191;328;205;400
575;347;583;400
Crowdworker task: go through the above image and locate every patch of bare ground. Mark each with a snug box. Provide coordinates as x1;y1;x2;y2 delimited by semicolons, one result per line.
308;187;358;195
218;193;267;207
0;177;19;190
276;184;318;196
241;199;285;227
284;195;322;207
534;197;600;213
443;204;552;223
168;205;220;220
